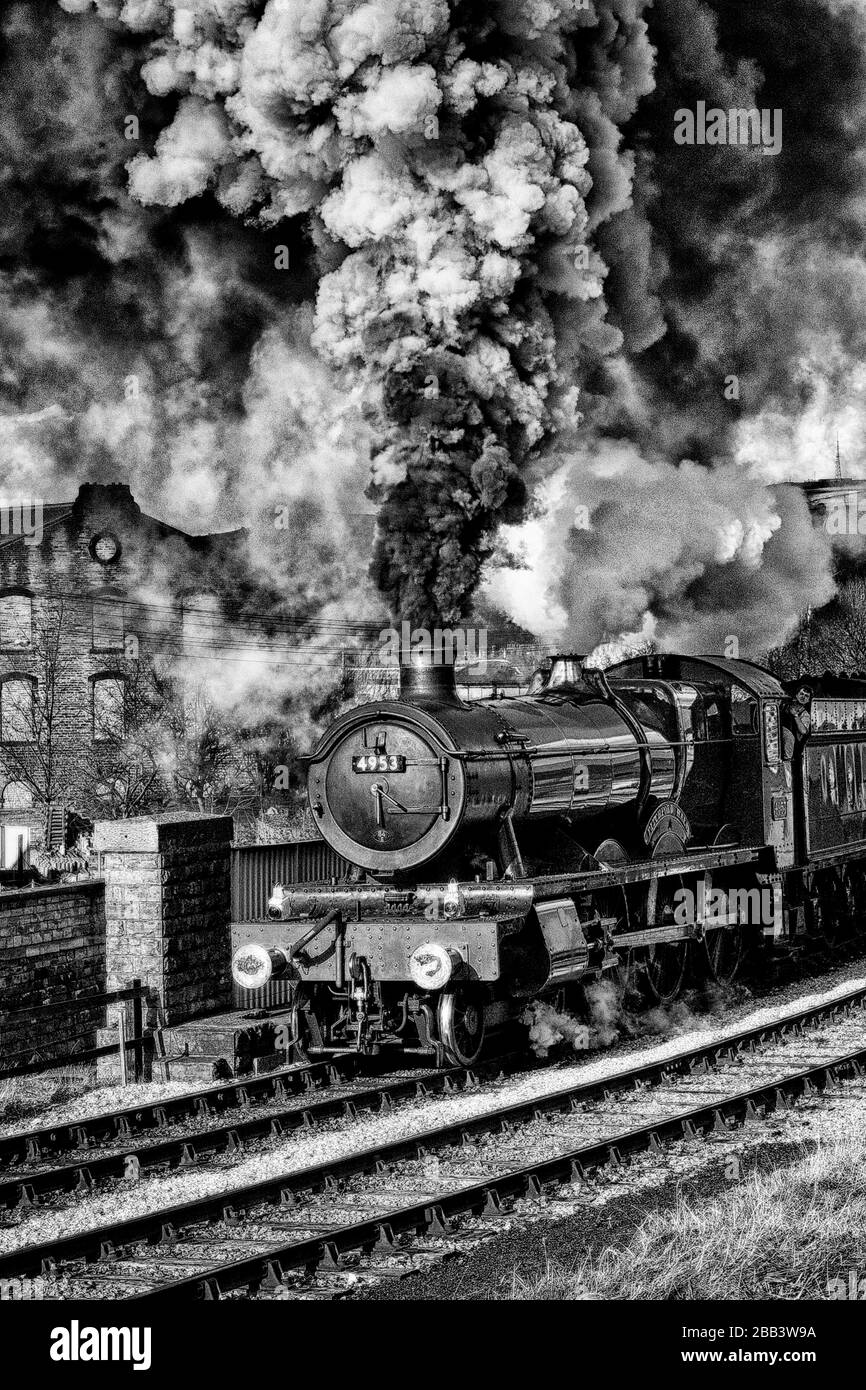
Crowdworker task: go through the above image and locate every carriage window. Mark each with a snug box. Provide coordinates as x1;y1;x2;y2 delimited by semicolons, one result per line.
809;698;866;731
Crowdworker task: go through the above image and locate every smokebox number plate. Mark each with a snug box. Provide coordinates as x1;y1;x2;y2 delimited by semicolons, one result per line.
353;754;407;773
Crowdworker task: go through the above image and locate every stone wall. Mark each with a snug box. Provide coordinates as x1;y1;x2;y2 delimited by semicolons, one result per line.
0;880;106;1068
95;812;233;1026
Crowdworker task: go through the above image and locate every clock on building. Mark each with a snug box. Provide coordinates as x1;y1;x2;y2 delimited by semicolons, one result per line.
90;532;121;564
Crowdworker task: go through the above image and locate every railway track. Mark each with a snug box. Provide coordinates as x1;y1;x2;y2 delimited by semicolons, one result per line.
0;1051;535;1211
0;1055;361;1172
2;983;866;1299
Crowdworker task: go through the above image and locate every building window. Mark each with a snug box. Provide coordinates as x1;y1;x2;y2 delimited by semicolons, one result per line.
0;592;32;650
1;780;32;809
92;594;125;651
92;675;126;742
182;593;220;654
0;678;34;743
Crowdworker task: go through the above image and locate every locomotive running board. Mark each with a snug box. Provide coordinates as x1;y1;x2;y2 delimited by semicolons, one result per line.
530;844;765;896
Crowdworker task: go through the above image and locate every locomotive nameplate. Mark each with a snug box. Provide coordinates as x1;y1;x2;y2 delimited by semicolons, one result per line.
643;800;691;849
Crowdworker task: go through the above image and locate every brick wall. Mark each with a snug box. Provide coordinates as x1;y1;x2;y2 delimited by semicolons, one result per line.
0;482;250;839
0;880;106;1069
95;812;233;1026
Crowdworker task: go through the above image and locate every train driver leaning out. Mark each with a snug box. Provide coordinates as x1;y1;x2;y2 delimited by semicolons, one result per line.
781;682;813;761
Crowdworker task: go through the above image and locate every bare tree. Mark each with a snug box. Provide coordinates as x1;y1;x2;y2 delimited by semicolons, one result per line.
79;659;179;820
769;577;866;680
0;599;75;806
168;684;267;819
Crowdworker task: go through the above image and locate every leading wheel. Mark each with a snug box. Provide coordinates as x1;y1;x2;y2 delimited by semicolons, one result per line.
437;987;486;1067
289;988;312;1063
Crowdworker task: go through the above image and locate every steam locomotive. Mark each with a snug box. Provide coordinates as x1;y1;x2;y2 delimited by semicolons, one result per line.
232;652;866;1065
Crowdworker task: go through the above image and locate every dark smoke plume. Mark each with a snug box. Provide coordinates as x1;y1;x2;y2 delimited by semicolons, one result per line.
52;0;650;624
4;0;864;651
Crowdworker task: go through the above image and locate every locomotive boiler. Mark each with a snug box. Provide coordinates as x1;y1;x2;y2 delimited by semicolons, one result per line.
302;654;680;876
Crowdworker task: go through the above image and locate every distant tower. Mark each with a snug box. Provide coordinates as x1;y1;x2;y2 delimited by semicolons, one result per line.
799;435;864;549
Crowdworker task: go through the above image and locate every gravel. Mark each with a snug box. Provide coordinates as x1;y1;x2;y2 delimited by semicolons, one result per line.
3;957;866;1260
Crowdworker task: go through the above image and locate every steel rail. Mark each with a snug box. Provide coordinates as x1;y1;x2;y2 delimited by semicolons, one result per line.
134;1043;866;1302
0;1055;363;1171
5;981;865;1210
3;984;861;1212
2;983;864;1284
1;1058;525;1210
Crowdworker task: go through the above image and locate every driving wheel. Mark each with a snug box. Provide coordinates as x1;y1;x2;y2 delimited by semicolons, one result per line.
437;986;486;1067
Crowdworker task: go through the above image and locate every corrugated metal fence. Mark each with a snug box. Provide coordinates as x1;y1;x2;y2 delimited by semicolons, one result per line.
230;838;352;1010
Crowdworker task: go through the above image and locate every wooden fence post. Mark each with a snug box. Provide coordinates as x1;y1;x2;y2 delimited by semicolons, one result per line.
117;1011;128;1086
131;978;143;1082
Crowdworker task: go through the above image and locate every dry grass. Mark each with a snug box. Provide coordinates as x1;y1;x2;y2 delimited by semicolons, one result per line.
0;1064;96;1123
513;1114;866;1300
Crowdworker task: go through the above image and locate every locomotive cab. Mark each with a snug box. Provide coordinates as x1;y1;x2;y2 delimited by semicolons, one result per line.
608;654;797;870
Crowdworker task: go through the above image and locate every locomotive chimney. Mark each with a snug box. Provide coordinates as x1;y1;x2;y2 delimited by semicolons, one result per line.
399;647;462;706
545;654;589;689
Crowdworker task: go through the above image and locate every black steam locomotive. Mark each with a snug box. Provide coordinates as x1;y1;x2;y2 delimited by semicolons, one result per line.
232;653;866;1065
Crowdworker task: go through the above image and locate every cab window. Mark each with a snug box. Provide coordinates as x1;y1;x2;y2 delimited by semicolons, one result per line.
730;687;758;736
705;699;724;740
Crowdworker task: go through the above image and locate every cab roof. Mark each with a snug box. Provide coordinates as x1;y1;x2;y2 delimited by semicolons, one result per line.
607;653;785;699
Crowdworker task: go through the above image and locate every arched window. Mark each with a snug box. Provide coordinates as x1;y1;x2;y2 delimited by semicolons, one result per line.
0;676;35;743
92;591;125;652
1;780;32;809
91;673;126;743
0;589;32;650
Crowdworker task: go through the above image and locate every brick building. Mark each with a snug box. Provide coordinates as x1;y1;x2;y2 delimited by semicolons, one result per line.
0;482;251;866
